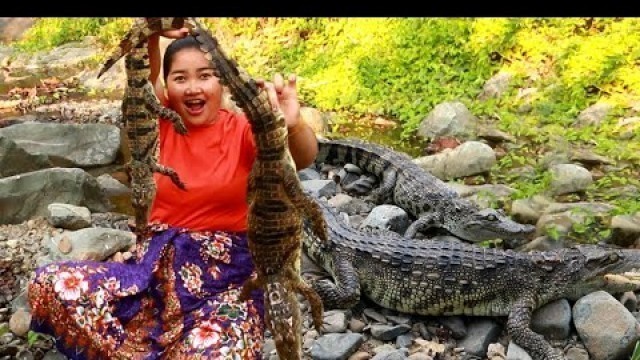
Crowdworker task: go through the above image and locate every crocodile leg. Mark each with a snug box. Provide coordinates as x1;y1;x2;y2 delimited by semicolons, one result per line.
142;81;188;135
366;168;397;204
239;275;262;302
290;267;324;332
404;212;441;238
285;171;329;243
150;161;186;190
311;254;361;310
507;298;565;360
126;159;155;239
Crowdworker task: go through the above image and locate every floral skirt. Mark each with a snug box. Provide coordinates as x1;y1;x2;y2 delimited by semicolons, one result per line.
28;223;265;360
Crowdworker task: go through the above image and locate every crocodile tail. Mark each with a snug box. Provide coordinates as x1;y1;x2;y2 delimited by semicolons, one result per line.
97;17;195;79
264;279;302;360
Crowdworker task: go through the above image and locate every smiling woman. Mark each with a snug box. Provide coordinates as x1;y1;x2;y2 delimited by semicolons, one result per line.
162;45;223;127
27;22;320;360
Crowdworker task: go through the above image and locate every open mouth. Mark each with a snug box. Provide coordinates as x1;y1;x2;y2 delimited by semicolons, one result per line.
184;99;205;115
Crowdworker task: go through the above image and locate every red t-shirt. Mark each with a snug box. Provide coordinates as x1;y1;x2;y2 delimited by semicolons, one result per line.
149;109;256;232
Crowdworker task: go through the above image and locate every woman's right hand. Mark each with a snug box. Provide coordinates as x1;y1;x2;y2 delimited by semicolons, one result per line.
160;27;191;39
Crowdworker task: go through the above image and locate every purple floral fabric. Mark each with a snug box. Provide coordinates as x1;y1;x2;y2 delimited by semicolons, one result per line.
29;223;265;359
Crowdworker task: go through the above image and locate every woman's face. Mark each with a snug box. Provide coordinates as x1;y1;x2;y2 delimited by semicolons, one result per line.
165;48;223;127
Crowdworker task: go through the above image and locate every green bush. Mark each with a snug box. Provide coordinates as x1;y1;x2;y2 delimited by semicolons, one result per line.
14;18;113;52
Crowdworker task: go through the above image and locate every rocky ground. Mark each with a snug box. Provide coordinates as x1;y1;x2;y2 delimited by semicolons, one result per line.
0;152;636;360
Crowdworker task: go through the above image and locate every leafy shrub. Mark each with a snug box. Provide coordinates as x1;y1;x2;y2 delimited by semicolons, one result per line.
14;18;111;52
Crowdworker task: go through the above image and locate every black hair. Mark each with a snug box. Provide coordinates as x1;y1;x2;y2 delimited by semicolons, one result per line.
163;36;204;82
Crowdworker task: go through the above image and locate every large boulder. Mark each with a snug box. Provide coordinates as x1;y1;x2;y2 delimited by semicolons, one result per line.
0;167;110;224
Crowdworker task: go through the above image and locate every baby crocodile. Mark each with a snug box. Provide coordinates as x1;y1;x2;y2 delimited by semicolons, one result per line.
97;18;191;240
189;19;328;360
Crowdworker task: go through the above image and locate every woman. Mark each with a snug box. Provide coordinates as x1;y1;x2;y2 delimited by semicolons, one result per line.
28;26;318;359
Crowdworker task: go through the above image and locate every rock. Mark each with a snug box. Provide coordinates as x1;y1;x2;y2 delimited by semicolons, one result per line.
47;227;134;262
300;106;329;137
573;291;640;360
478;71;513;101
0;18;36;42
96;173;130;197
46;203;92;230
549;164;593;195
0;168;110;225
413;141;496;180
311;333;365;360
0;136;53;178
56;235;72;254
575;102;613;127
9;308;30;336
417;101;476;139
0;122;121;168
530;299;571;340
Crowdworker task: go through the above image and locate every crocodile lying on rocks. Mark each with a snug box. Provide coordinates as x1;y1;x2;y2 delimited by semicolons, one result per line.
315;138;536;244
189;19;328;360
302;195;640;360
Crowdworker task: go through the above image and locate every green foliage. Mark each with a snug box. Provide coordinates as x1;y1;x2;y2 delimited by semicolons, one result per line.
27;330;44;345
631;340;640;360
14;18;640;135
546;225;562;241
13;18;112;52
93;18;135;49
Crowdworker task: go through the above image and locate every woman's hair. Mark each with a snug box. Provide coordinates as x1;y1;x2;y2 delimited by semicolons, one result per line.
163;36;203;82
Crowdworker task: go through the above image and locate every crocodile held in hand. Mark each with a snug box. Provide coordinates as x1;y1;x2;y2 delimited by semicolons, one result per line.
315;138;536;243
189;19;329;360
303;196;640;360
97;18;191;240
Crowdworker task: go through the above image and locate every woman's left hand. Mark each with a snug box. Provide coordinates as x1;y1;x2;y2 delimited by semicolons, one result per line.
257;73;301;129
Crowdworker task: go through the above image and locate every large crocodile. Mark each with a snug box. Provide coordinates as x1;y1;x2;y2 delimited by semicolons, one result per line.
302;195;640;360
315;138;536;244
189;19;328;360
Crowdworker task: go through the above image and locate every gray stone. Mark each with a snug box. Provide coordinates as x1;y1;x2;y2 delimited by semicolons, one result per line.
0;122;121;167
531;299;571;340
311;333;364;360
0;136;52;178
417;101;476;139
0;168;109;225
573;291;640;360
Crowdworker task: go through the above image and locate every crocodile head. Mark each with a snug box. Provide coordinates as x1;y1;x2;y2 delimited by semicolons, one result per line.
560;245;640;300
445;204;536;243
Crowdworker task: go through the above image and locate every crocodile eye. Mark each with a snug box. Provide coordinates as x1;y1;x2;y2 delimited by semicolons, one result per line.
609;253;619;262
486;214;497;221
